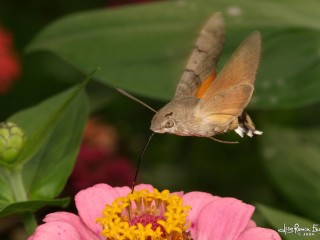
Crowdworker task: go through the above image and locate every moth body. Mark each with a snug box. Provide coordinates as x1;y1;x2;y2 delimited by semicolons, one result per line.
150;96;234;137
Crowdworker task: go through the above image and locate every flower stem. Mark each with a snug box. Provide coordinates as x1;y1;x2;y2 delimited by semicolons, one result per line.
10;167;27;200
9;166;37;234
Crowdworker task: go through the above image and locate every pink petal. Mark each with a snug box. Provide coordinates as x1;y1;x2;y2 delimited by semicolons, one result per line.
43;212;98;239
195;198;254;240
75;183;121;238
113;186;131;196
237;227;281;240
245;220;257;229
28;212;100;240
182;191;219;238
28;220;82;240
134;183;154;192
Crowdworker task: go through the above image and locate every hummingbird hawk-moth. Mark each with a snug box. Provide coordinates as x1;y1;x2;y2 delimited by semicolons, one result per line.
119;12;263;190
118;12;262;143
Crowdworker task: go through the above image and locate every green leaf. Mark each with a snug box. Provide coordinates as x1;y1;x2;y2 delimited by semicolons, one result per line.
8;73;91;167
21;89;89;199
0;74;90;212
257;204;320;240
260;124;320;221
251;29;320;109
0;198;69;217
26;0;320;109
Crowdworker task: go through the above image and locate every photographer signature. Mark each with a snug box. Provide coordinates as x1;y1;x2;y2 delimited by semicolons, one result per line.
278;223;320;237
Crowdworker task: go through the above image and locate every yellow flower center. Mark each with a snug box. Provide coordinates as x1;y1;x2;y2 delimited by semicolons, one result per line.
97;188;192;240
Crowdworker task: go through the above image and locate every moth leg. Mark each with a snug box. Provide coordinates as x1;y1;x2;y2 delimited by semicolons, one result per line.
235;127;245;138
232;119;245;138
237;112;263;137
221;118;244;137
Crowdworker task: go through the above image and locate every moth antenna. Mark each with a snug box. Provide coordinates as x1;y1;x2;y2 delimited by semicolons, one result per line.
116;88;157;113
209;136;239;144
131;132;155;193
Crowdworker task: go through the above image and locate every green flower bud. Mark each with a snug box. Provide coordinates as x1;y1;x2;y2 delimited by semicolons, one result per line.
0;122;26;164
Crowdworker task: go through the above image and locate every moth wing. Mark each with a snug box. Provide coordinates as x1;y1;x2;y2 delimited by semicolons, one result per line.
174;12;225;98
195;83;254;126
202;31;261;96
194;32;261;126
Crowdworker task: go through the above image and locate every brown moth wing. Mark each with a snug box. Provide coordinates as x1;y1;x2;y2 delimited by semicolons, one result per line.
202;32;261;96
194;32;261;126
174;12;225;98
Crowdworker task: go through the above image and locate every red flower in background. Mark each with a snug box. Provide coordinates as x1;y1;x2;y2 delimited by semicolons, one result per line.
0;26;20;94
66;118;135;195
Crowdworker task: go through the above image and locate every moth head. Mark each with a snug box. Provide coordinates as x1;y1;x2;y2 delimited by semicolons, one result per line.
150;107;177;134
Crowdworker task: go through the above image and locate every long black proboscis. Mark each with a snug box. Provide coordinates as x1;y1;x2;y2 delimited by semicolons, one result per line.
131;132;155;193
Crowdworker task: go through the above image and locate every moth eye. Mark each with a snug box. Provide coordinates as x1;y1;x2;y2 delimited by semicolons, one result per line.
165;112;173;117
164;120;174;128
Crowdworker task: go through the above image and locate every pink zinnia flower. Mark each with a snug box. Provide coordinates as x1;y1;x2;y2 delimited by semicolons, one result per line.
29;183;281;240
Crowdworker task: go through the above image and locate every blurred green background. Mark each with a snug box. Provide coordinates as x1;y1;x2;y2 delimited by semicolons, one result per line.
0;0;319;239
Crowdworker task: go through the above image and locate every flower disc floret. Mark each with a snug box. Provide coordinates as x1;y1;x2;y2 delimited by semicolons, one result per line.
97;188;191;240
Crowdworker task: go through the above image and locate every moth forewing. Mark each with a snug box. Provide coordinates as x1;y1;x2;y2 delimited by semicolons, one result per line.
174;12;225;98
